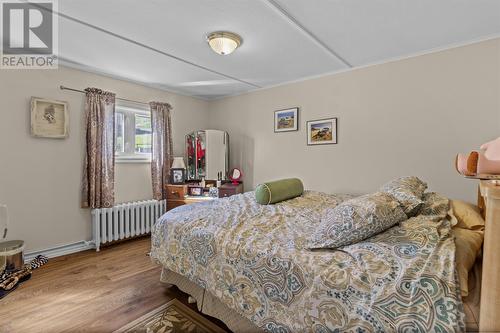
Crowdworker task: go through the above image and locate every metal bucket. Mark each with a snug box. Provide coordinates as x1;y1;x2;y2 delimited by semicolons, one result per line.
0;240;24;272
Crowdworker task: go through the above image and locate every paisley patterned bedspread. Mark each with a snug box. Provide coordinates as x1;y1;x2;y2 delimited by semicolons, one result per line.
151;191;465;332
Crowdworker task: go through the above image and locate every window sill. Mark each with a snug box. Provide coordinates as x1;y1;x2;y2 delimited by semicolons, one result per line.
116;157;151;164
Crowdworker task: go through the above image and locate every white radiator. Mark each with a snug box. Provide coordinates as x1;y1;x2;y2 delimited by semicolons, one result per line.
91;199;166;251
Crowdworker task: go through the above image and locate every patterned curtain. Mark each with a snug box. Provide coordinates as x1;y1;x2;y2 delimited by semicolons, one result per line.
150;101;173;200
81;88;116;208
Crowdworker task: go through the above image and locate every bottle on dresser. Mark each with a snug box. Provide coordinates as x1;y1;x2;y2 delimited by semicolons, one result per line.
216;172;222;188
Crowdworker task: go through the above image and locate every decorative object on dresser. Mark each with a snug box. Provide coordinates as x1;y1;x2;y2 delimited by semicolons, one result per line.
228;168;242;185
306;117;338;145
186;130;228;181
30;97;69;139
456;137;500;177
170;157;186;184
209;187;219;198
274;107;298;132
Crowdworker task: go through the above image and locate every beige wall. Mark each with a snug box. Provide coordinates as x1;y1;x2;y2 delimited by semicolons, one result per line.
0;66;209;252
1;39;498;253
209;38;500;202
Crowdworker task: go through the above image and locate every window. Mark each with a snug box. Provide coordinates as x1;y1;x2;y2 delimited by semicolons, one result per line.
115;104;152;162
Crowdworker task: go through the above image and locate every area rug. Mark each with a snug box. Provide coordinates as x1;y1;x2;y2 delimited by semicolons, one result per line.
114;299;228;333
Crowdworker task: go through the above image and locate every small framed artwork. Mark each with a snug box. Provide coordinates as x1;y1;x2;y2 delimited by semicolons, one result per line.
30;97;69;138
274;107;298;132
307;118;337;145
188;186;203;196
170;168;185;184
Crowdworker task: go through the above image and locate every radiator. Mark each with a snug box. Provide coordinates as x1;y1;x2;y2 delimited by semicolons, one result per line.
91;199;166;251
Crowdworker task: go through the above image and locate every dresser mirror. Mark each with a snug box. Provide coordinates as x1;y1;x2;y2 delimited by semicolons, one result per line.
185;130;229;180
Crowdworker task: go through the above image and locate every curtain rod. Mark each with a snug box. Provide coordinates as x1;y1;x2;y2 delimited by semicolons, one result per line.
60;85;150;106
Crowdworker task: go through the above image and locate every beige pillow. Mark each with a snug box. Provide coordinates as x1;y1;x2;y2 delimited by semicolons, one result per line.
453;228;483;297
450;200;485;231
450;199;485;297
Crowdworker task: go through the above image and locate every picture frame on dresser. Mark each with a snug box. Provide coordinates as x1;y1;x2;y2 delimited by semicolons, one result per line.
188;186;203;196
170;168;185;184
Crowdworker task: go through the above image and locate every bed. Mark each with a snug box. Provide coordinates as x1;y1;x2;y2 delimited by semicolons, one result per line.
150;182;473;332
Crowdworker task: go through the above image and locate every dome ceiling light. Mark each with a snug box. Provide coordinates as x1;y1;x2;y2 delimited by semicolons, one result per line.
206;31;242;56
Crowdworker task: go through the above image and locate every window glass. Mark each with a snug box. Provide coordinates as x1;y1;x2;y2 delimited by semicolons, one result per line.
115;112;125;153
114;107;151;161
135;114;152;154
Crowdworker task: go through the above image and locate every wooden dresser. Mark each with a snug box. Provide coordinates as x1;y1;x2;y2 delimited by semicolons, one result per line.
166;183;243;211
217;183;244;198
478;181;500;331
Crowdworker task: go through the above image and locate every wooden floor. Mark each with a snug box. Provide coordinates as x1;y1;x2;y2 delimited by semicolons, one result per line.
0;238;226;333
0;237;480;332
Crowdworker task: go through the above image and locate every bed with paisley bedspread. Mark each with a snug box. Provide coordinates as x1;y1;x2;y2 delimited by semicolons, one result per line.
150;190;465;332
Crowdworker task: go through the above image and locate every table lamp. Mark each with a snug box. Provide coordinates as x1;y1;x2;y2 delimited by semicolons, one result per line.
171;157;186;169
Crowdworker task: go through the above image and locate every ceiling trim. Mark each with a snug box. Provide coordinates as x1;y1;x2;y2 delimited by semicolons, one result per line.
264;0;353;68
58;57;212;101
30;3;261;89
211;34;500;101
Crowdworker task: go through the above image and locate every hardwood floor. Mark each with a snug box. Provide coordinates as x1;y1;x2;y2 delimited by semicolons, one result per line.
0;237;480;332
0;238;225;333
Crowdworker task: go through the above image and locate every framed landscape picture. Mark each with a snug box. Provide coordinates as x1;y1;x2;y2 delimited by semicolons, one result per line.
274;107;298;132
30;97;69;138
307;117;337;145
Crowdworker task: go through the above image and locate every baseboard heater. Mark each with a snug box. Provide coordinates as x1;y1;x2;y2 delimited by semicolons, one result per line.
91;199;166;251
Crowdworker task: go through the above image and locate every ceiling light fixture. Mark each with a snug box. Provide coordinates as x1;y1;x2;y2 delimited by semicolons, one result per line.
207;31;242;56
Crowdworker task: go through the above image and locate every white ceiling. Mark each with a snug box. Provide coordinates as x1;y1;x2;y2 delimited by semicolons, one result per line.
55;0;500;99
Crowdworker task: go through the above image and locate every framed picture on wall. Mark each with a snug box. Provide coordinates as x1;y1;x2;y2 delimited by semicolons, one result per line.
274;107;298;132
306;117;337;145
30;97;69;138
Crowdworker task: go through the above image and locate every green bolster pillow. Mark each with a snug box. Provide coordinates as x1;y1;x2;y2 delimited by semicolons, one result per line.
255;178;304;205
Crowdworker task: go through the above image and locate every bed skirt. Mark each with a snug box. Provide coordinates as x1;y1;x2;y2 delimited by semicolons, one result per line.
160;268;261;333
